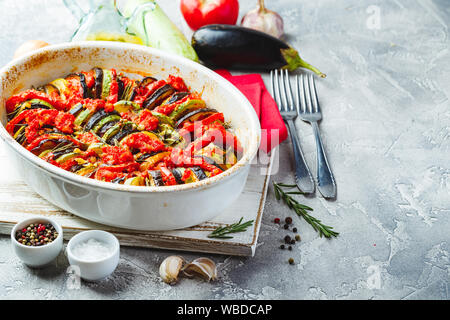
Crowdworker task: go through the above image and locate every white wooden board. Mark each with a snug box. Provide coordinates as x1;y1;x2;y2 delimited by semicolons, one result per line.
0;140;276;256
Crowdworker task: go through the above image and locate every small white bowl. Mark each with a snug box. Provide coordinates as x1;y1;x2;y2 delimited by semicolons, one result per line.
66;230;120;281
11;216;63;267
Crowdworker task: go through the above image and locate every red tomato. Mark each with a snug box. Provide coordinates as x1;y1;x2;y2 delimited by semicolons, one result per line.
180;0;239;31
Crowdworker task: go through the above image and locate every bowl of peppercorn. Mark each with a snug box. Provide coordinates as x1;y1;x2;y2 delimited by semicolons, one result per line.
11;216;63;267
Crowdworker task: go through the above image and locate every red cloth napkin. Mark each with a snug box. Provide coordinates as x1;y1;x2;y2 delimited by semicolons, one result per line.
215;70;288;153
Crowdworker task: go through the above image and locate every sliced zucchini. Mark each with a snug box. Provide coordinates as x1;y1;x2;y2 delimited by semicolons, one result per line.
87;142;106;155
92;114;121;134
101;69;113;99
151;111;174;126
169;99;206;121
13;125;26;144
157;124;182;146
124;176;145;186
55;152;80;164
74;108;94;127
102;122;122;143
113;100;141;113
143;84;175;110
50;78;69;99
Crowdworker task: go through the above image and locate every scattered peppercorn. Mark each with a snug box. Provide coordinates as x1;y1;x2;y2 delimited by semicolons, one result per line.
284;235;291;244
283;224;289;230
280;244;285;250
290;239;296;245
15;222;58;247
288;258;294;265
274;218;280;224
285;217;293;224
293;227;298;233
288;246;292;251
295;234;301;241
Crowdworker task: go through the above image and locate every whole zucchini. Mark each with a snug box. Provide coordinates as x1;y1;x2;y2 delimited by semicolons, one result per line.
192;24;325;77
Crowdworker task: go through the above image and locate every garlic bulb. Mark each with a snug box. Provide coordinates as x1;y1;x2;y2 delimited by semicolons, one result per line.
159;255;185;285
182;257;217;281
13;40;49;59
241;0;284;39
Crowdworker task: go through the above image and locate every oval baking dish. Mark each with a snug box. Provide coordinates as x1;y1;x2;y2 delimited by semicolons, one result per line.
0;42;260;230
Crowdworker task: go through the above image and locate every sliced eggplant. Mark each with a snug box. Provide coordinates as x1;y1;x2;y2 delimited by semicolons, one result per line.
146;170;164;186
140;76;157;87
135;151;162;163
191;166;207;181
171;168;184;184
84;109;119;131
66;73;89;99
97;120;119;137
169;99;206;121
193;155;224;171
92;68;103;99
139;151;170;171
111;175;127;184
29;99;53;109
92;114;121;134
165;92;189;105
129;80;140;101
117;77;124;101
68;103;84;116
175;108;218;128
143;84;175;110
101;122;122;143
106;122;136;145
29;138;73;155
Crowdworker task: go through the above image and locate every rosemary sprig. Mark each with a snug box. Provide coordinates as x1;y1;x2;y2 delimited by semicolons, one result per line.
207;217;254;239
273;182;339;238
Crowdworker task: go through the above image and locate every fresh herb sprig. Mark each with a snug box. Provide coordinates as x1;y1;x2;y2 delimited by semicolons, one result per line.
208;217;254;239
273;182;339;238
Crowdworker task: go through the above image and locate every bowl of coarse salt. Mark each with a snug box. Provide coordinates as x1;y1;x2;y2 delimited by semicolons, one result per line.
66;230;120;281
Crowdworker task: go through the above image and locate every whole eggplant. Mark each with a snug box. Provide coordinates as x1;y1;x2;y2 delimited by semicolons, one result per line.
191;24;325;77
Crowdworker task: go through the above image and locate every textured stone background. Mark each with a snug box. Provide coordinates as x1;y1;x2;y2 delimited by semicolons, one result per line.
0;0;448;299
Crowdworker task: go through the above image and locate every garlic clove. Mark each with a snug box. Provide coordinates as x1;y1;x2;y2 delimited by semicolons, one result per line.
13;40;49;59
241;0;284;39
159;255;185;285
182;257;217;281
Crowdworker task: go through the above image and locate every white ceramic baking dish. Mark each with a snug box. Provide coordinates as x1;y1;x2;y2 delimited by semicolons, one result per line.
0;42;260;230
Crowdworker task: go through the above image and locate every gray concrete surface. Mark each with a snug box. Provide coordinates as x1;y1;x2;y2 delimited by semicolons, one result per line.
0;0;449;300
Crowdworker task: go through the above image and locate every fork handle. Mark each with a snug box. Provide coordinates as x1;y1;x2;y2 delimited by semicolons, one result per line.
286;120;315;194
311;122;336;198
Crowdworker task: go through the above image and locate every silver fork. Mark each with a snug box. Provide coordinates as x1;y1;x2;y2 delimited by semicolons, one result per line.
270;70;315;194
297;74;336;198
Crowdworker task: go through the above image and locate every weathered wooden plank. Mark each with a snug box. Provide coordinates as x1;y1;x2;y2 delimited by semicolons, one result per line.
0;139;275;256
